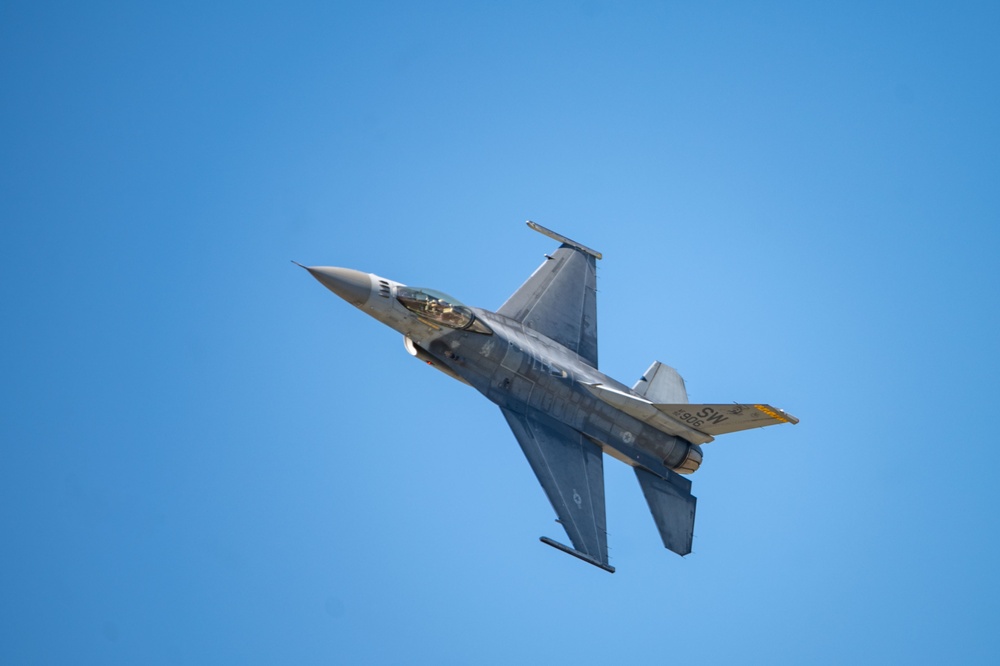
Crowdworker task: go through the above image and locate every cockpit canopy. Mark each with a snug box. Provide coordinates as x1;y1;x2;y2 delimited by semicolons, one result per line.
396;287;492;334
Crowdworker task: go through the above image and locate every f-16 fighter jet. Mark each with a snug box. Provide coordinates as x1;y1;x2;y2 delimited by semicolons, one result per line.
298;222;797;572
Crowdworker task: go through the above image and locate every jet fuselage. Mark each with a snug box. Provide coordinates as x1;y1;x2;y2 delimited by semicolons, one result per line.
300;223;798;571
305;266;702;478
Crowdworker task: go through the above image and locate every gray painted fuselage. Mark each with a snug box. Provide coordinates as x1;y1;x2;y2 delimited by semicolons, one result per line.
442;311;700;476
300;225;796;572
317;266;697;480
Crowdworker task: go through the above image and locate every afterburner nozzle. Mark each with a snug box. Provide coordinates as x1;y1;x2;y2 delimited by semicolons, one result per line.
299;265;372;306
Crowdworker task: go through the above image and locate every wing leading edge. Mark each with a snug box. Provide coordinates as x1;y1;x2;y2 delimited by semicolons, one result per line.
500;407;613;573
497;222;599;367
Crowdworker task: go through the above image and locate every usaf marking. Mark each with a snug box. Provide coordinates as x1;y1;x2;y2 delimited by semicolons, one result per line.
670;407;729;429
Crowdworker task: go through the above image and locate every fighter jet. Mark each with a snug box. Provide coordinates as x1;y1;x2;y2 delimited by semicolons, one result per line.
298;222;797;573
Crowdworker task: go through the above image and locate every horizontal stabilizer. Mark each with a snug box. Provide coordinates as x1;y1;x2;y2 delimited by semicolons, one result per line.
583;383;798;442
657;403;799;436
635;467;697;556
633;361;688;404
581;383;714;444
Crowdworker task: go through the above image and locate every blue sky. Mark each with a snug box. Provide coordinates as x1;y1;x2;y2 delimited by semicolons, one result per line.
3;1;999;664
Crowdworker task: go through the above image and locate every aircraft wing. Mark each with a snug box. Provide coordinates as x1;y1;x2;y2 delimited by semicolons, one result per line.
497;222;600;367
500;407;613;573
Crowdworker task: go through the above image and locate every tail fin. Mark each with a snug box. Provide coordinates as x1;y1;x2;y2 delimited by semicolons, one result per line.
633;361;688;404
635;467;697;556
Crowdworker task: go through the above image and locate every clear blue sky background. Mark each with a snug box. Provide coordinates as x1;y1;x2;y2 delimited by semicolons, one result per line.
3;2;999;664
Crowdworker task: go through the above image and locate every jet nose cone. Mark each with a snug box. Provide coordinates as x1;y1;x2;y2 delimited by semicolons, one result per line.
300;265;372;306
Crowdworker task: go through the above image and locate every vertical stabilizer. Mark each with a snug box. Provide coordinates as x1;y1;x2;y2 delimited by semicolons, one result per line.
633;361;688;404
